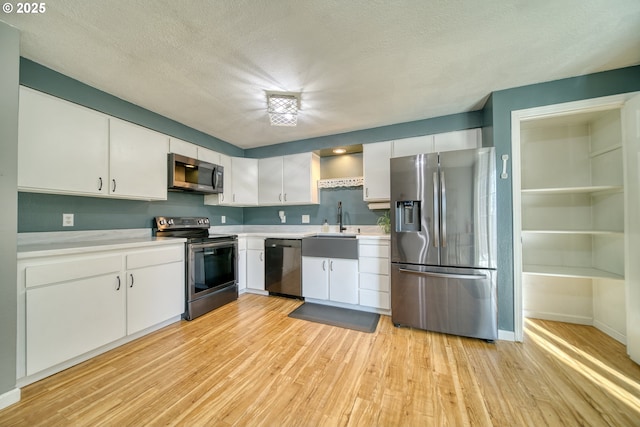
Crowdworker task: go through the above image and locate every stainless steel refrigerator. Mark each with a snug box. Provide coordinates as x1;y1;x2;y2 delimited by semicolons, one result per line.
390;147;497;340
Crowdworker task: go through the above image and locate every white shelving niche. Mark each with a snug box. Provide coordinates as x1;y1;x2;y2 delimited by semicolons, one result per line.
520;108;626;343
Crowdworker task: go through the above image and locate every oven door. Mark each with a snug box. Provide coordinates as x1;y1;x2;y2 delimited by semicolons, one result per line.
187;239;237;302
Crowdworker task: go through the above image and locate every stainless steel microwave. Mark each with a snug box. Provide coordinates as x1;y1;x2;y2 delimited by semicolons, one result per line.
168;153;224;194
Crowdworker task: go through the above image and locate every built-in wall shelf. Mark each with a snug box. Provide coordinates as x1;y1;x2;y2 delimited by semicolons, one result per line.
519;106;627;343
523;264;624;281
522;229;624;236
590;144;622;158
521;185;623;195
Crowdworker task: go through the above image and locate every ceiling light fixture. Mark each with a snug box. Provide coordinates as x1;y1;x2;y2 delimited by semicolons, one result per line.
332;148;347;154
267;93;299;127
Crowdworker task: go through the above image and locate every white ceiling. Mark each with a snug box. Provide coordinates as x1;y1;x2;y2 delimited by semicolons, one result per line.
3;0;639;149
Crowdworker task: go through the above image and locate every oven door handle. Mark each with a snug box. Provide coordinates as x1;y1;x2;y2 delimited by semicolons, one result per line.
188;240;237;251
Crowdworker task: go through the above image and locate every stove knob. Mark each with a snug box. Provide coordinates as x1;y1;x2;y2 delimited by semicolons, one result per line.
159;219;166;225
168;219;174;225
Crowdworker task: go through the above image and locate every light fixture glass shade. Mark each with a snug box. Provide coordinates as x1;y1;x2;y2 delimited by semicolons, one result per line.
267;94;298;126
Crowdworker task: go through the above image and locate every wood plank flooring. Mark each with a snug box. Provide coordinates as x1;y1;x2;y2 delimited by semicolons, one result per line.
1;293;640;426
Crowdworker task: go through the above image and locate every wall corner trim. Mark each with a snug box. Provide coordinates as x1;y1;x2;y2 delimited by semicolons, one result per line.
0;387;21;410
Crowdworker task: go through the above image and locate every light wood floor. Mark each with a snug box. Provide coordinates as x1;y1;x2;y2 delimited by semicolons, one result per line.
1;294;640;426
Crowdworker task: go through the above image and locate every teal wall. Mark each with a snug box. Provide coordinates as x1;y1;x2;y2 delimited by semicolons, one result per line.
19;192;242;232
0;20;19;398
487;65;640;332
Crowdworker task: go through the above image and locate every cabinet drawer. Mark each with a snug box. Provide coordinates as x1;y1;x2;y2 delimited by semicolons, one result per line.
126;246;184;270
25;255;122;288
359;272;390;292
359;289;390;310
358;244;390;258
359;257;389;275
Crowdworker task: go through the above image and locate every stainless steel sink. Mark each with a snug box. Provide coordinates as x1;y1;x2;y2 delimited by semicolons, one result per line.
302;235;358;259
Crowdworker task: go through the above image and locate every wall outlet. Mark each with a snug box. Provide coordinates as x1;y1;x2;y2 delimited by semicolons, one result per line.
302;215;310;223
221;215;226;224
62;213;74;227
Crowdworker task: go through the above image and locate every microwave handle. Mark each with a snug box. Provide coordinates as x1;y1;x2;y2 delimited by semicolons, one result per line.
211;166;218;189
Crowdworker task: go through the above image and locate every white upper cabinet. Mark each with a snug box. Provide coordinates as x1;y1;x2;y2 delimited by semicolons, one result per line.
283;152;320;205
197;147;221;165
230;157;258;206
258;153;320;205
363;129;481;202
392;135;434;158
433;128;481;152
258;156;283;205
363;140;392;201
168;137;198;158
18;87;168;201
109;118;168;200
18;86;109;196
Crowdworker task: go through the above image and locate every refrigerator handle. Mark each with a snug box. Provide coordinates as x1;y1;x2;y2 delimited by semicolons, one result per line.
433;172;440;247
399;268;488;280
440;171;446;248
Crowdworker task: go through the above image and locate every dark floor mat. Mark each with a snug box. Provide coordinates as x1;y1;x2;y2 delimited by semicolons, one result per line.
289;303;380;333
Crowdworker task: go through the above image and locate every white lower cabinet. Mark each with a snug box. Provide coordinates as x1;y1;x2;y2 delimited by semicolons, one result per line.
302;256;358;304
25;255;126;376
125;247;185;335
19;243;184;380
358;239;391;310
246;237;265;291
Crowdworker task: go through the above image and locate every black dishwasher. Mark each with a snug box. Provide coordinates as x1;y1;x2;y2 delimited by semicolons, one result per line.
265;239;302;298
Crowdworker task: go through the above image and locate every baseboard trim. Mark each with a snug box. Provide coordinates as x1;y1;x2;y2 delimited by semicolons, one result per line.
0;387;20;410
498;329;516;342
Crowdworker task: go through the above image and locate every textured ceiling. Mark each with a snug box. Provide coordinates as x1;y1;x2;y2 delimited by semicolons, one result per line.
2;0;639;149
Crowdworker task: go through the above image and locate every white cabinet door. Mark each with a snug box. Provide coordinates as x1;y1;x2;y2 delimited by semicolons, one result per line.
126;261;185;335
26;271;126;376
302;256;329;300
18;86;109;196
433;128;481;152
231;157;259;206
246;249;265;290
283;152;320;205
329;258;359;304
109;118;169;200
258;156;284;205
197;147;221;164
363;141;392;201
392;135;434;157
125;246;184;334
169;137;198;158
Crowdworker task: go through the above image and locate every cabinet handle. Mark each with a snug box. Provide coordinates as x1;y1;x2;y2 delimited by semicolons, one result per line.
129;273;134;288
233;194;236;203
330;260;334;271
116;275;121;291
322;260;326;271
284;193;287;202
98;177;103;191
365;188;369;198
220;194;224;202
279;193;282;202
112;179;117;192
259;252;263;262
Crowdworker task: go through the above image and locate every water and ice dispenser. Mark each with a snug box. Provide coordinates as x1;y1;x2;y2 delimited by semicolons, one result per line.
396;201;421;232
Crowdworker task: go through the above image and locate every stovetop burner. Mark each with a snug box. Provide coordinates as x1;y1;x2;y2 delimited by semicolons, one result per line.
153;216;236;242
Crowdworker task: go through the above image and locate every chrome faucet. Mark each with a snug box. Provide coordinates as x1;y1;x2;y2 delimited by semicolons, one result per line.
337;201;347;233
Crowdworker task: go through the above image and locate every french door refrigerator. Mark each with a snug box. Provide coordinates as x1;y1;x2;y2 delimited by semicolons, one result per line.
390;147;497;340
